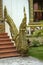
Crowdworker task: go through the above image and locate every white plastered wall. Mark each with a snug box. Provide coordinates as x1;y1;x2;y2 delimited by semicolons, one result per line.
5;22;12;39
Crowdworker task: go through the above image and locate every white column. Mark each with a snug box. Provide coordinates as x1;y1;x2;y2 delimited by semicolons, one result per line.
29;27;31;35
27;27;31;35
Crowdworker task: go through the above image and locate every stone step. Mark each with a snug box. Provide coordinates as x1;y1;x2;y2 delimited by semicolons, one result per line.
0;39;11;42
0;35;9;37
0;41;13;45
0;33;7;35
0;44;15;49
0;48;17;53
0;37;10;39
0;36;9;38
0;33;20;58
0;52;20;58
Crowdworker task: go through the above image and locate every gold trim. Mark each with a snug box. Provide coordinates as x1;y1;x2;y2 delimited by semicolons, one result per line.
30;19;33;20
27;25;43;27
34;10;43;12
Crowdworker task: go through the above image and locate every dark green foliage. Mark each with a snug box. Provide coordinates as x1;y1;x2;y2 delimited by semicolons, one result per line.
33;30;43;37
40;42;43;46
33;30;41;37
32;40;40;47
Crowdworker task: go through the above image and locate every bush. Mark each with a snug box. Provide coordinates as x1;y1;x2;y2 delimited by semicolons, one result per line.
33;30;43;37
33;30;41;37
32;40;40;47
40;42;43;46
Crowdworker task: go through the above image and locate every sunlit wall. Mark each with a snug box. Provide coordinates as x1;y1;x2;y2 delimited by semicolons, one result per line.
3;0;29;30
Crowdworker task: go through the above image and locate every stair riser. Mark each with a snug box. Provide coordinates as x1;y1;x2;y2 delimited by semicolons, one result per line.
0;35;8;37
0;42;13;45
0;52;20;58
0;44;14;47
0;45;15;49
0;43;14;45
0;40;11;42
0;36;9;38
0;41;12;43
0;47;16;50
0;33;20;58
0;49;17;53
0;38;10;41
0;33;7;35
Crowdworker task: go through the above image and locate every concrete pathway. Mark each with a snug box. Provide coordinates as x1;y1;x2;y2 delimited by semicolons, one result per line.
0;56;43;65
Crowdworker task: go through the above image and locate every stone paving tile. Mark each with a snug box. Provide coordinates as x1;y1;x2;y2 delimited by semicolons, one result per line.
0;56;43;65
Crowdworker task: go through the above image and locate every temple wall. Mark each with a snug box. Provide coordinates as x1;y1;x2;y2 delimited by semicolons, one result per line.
3;0;29;30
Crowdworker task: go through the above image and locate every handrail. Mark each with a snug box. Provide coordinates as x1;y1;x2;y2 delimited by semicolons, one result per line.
4;6;29;55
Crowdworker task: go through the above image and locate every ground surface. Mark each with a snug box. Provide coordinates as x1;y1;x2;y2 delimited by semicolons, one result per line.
0;56;43;65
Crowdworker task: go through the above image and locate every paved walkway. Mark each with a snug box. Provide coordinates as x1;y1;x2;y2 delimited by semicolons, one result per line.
0;56;43;65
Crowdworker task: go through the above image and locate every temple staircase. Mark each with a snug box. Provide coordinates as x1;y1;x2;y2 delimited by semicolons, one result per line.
0;33;20;58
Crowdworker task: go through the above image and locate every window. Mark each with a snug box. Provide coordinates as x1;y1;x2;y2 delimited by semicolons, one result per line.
33;0;43;22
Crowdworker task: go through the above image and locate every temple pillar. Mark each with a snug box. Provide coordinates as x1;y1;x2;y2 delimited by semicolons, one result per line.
29;0;34;23
0;0;5;33
0;0;3;19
